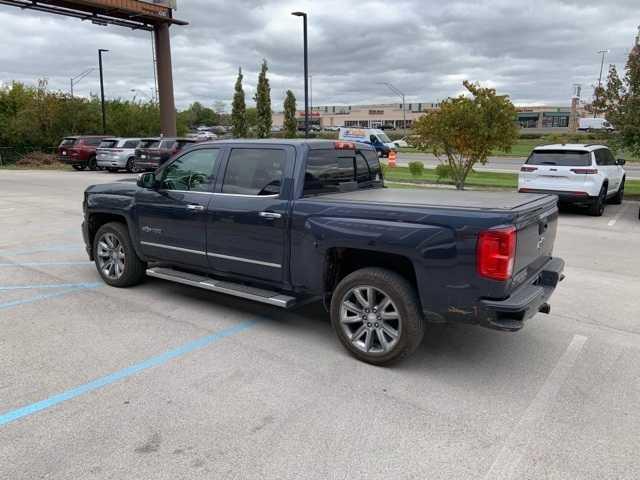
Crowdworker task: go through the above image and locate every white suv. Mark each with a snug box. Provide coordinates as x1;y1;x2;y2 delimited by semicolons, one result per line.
518;144;626;216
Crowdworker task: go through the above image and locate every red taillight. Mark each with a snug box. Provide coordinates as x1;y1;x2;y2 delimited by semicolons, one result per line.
334;141;355;150
570;168;598;174
520;166;538;172
477;226;517;281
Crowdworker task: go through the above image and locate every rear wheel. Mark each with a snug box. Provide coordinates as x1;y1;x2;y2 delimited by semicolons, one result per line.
330;267;425;365
126;157;139;173
71;164;85;171
589;184;607;216
610;177;625;205
93;222;146;287
87;155;98;171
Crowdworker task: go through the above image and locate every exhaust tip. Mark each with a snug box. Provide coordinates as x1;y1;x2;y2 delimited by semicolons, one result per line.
539;303;551;315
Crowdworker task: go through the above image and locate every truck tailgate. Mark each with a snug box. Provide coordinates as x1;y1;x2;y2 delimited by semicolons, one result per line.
512;196;559;286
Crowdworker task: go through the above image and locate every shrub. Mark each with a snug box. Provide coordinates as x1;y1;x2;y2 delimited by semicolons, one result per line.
519;133;544;139
16;152;60;167
434;163;453;182
408;161;425;177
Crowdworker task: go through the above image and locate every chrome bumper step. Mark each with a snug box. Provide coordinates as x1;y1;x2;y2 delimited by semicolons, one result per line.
146;267;296;308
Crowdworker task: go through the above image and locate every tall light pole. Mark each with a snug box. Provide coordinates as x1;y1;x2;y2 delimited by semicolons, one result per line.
595;49;609;118
379;82;406;135
98;48;109;134
70;68;95;99
292;11;309;137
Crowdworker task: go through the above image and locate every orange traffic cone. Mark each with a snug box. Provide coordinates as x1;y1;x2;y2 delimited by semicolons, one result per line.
388;150;397;168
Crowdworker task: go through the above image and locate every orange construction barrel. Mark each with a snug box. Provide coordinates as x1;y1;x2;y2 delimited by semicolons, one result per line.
388;150;397;168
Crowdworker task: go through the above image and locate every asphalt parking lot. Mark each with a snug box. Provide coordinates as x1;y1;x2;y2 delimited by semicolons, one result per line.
1;170;640;480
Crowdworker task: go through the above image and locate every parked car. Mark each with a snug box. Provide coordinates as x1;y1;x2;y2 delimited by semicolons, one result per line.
134;137;197;171
393;137;410;148
578;117;614;132
96;138;142;173
82;139;564;365
339;127;396;157
518;144;626;216
58;136;111;171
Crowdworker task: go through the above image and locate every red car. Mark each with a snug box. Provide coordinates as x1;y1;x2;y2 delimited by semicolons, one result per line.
58;136;111;171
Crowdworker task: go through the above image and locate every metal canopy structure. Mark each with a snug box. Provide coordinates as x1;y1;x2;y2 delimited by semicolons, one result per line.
0;0;187;135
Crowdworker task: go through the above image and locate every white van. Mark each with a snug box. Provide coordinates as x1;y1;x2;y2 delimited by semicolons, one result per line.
578;117;614;132
338;128;396;157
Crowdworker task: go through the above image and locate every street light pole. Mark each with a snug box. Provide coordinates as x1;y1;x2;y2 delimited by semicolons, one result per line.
292;11;309;137
379;82;406;136
595;49;609;118
98;49;109;134
70;68;95;99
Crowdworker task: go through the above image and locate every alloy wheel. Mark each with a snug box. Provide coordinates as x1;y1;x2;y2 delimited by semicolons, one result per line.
96;232;126;280
340;286;401;355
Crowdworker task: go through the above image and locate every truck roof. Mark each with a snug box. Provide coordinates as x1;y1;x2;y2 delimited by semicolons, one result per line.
533;143;607;152
201;139;376;150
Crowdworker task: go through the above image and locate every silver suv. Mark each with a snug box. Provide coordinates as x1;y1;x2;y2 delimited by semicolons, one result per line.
96;138;142;173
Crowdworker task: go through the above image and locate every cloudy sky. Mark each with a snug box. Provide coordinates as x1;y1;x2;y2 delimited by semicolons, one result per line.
0;0;638;110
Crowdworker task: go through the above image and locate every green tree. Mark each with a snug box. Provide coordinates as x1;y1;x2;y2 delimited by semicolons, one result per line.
178;101;219;130
596;42;640;157
283;90;297;137
231;67;247;138
254;59;272;138
412;80;518;190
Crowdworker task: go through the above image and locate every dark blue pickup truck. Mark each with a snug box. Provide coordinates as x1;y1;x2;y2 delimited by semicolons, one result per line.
82;139;564;365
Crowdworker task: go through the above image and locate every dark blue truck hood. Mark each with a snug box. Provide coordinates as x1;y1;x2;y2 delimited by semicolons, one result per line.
85;179;139;197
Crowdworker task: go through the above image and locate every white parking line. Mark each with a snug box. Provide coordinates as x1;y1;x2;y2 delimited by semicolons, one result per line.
483;334;588;480
608;204;629;227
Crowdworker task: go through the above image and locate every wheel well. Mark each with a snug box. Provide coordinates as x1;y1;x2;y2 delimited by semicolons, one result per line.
87;213;128;250
324;248;418;295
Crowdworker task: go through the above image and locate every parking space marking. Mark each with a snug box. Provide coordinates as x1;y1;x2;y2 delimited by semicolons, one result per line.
0;282;101;291
0;261;93;268
0;244;84;257
607;204;629;227
0;319;257;427
483;334;588;480
0;284;101;310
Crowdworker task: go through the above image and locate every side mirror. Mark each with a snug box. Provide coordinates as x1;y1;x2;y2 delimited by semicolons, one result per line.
137;172;156;188
616;158;626;166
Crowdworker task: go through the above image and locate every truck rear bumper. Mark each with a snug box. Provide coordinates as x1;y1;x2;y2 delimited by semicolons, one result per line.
480;257;565;331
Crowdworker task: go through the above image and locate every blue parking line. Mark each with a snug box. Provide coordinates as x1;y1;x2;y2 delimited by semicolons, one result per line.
0;320;257;427
0;284;100;310
0;244;84;257
0;282;101;291
0;261;93;268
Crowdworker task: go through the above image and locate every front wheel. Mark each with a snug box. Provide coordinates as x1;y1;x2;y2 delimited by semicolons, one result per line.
71;164;86;171
126;157;139;173
87;155;98;171
330;268;425;365
93;222;146;287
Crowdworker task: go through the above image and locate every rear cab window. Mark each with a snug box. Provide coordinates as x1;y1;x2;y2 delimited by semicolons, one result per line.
526;150;592;167
221;148;287;196
303;147;383;196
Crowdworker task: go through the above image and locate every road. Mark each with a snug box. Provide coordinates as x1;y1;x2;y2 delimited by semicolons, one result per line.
396;152;640;179
1;169;640;479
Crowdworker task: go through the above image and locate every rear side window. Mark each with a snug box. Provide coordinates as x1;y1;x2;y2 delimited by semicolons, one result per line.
60;138;77;147
526;150;591;167
99;140;118;148
304;150;357;196
222;148;287;196
123;140;140;148
595;149;614;166
83;138;103;147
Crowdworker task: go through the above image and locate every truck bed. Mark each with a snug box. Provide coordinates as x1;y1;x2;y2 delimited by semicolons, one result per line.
319;188;555;212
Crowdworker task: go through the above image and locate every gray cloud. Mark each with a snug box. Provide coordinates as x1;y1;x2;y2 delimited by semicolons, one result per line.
0;0;638;110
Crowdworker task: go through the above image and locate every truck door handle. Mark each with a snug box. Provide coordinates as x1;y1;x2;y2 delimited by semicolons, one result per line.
259;211;282;220
186;204;205;211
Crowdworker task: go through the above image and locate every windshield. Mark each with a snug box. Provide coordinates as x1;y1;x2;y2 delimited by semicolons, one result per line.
526;150;591;167
377;133;391;143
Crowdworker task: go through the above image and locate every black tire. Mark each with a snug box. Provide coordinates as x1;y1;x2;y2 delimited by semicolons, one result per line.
609;178;625;205
330;267;425;366
87;155;98;171
93;222;146;287
126;157;139;173
71;164;86;171
589;184;607;216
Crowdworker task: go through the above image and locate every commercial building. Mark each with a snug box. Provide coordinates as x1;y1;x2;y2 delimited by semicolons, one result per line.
272;102;588;131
